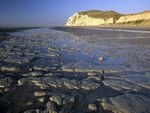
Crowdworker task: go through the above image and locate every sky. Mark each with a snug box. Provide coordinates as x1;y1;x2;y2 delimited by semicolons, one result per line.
0;0;150;27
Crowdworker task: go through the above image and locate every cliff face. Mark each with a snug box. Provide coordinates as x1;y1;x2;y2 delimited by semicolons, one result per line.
66;13;115;26
66;10;150;26
116;11;150;24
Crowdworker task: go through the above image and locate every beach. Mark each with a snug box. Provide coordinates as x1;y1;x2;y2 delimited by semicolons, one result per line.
0;27;150;113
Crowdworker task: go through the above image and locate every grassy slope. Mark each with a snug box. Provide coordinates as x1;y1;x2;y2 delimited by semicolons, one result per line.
78;10;123;20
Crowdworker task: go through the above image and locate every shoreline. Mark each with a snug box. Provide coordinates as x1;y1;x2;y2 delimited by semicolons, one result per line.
64;25;150;31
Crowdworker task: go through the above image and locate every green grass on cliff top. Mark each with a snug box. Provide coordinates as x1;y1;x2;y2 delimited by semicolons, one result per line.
78;10;123;19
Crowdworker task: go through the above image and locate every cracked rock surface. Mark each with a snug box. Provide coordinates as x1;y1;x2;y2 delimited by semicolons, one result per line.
0;27;150;113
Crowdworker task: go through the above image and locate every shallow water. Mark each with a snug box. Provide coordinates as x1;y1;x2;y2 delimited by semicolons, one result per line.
51;27;150;73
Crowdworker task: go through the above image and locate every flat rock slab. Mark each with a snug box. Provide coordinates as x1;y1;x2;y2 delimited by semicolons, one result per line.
30;57;59;71
100;93;150;113
4;55;34;64
103;74;150;93
62;60;129;73
103;79;142;92
18;77;100;91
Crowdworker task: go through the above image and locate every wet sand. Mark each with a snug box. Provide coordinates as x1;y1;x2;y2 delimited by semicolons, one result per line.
92;26;150;31
0;27;150;113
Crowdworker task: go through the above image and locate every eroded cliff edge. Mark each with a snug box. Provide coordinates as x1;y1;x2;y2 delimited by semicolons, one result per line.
66;10;150;26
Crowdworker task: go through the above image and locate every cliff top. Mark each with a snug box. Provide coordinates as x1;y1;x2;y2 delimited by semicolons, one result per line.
125;10;150;16
78;10;123;19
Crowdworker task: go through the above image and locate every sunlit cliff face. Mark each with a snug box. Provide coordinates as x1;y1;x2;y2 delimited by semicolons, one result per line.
66;13;115;26
116;11;150;23
66;11;150;26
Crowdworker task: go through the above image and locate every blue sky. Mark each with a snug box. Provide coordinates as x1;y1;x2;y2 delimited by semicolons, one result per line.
0;0;149;27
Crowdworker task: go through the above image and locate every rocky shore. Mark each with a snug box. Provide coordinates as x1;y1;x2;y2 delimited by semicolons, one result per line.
0;27;150;113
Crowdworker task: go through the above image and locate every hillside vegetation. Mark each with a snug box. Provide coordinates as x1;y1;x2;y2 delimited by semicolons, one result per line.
78;10;123;19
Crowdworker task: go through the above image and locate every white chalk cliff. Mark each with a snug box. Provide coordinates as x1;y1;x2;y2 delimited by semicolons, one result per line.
66;10;150;26
66;13;115;26
116;11;150;24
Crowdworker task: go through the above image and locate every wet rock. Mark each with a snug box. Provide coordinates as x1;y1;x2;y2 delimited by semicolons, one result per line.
31;57;59;71
0;65;19;73
4;55;34;64
87;72;97;76
49;94;75;113
24;109;40;113
34;91;46;97
87;76;100;81
81;80;100;91
50;95;62;105
38;97;45;103
145;72;150;77
45;101;58;113
4;88;10;92
62;61;128;73
74;61;101;72
99;94;150;113
103;78;142;92
0;77;14;88
61;63;74;72
88;104;97;111
103;74;150;92
18;78;29;85
62;95;75;105
23;71;43;77
45;77;63;88
44;72;53;76
62;78;80;89
48;47;55;51
101;75;105;80
21;77;100;91
88;73;105;81
31;78;50;89
33;66;50;72
122;74;150;89
26;101;33;106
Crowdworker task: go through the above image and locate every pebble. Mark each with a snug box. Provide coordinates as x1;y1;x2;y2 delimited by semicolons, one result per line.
98;56;104;61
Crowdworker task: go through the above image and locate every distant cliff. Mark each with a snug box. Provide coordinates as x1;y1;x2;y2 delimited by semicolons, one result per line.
66;10;150;26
